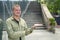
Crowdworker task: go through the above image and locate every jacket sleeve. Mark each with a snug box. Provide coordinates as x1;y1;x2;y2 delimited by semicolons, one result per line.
23;20;33;35
6;20;25;38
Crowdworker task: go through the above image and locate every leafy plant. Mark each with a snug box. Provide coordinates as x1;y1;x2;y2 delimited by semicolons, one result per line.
49;18;56;33
49;18;56;26
46;0;60;15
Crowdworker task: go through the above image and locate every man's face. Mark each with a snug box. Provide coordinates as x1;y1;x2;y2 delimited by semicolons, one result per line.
13;6;21;17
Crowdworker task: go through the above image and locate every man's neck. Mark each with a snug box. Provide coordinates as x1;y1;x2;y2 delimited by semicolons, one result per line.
13;15;20;21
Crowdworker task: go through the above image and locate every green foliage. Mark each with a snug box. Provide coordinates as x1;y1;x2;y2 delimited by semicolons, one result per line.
47;2;54;13
49;18;56;26
38;0;46;4
38;0;60;14
49;18;56;32
57;10;60;15
46;0;60;14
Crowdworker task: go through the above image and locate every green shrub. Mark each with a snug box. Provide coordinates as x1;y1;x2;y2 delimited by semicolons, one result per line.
49;18;56;26
46;0;60;15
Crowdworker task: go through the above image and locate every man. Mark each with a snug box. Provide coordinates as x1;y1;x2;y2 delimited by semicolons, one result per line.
6;4;35;40
0;19;3;40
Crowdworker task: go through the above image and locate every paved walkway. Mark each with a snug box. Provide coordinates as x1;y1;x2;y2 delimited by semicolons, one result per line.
25;29;59;40
2;28;60;40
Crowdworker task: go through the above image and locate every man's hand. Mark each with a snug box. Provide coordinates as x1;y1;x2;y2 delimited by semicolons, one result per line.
31;24;37;29
32;24;43;29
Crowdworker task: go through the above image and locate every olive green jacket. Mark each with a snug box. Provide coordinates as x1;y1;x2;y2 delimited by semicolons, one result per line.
6;17;33;40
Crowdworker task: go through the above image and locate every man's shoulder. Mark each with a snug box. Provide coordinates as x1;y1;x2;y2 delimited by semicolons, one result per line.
6;17;13;22
20;18;27;24
20;18;25;22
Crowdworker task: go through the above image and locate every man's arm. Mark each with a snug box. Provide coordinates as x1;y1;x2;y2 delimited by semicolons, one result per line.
23;20;33;35
6;20;25;38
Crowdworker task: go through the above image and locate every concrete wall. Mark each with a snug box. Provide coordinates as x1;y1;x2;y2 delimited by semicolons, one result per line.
41;4;55;29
